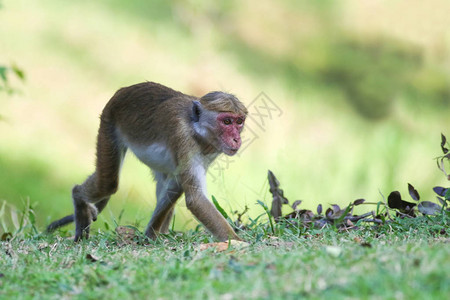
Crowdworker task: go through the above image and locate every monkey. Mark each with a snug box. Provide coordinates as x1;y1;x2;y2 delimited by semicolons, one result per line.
47;82;248;242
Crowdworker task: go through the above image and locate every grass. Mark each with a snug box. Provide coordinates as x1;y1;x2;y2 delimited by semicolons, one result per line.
1;210;449;299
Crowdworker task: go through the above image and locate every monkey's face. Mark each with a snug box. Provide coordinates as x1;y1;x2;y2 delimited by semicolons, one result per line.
216;112;245;156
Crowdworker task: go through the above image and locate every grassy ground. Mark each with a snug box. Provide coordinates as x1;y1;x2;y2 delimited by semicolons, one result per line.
1;213;449;299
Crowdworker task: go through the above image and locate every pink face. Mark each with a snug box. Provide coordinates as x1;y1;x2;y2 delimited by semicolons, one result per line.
217;112;246;156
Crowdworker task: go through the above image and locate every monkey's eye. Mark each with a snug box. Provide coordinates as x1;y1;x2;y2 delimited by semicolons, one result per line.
236;118;244;125
223;118;232;125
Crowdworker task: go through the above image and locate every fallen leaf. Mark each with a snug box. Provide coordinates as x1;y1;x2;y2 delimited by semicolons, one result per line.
198;242;228;252
86;254;99;262
197;240;249;252
325;246;342;257
229;240;249;248
116;226;138;245
345;219;354;227
116;226;137;238
1;233;12;241
38;242;49;250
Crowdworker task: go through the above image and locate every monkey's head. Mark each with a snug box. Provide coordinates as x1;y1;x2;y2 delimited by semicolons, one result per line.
192;92;248;156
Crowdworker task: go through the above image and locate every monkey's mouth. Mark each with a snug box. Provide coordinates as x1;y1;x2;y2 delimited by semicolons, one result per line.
224;148;239;156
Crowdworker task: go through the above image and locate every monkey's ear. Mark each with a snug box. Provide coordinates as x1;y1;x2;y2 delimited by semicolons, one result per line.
191;101;202;122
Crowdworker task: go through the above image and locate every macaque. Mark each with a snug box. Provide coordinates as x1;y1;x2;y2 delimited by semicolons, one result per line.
47;82;247;242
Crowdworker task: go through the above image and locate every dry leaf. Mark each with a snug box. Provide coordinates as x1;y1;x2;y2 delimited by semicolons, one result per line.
116;226;138;245
197;240;249;252
86;254;99;262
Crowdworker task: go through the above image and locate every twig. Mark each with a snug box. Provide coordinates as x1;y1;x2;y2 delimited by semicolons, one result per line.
344;212;374;222
378;190;393;221
359;219;384;224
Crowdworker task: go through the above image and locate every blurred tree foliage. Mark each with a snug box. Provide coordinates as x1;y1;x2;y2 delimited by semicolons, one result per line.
0;64;25;94
321;36;423;119
127;0;448;120
1;2;25;95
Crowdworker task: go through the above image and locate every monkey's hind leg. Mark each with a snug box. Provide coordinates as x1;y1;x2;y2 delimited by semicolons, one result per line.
47;198;110;233
73;121;126;242
145;174;183;239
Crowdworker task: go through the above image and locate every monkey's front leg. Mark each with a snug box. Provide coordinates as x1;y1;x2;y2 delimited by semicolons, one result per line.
184;189;241;242
72;185;98;242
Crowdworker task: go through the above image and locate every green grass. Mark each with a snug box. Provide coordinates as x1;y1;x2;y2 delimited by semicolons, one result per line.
1;213;449;299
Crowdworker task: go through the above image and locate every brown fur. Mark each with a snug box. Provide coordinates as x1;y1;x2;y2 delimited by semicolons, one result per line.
47;82;247;242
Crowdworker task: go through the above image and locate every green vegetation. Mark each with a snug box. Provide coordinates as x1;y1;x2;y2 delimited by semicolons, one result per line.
1;204;449;298
1;136;448;298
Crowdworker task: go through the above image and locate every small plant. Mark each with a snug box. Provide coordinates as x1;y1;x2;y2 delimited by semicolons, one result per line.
0;198;38;241
261;133;450;233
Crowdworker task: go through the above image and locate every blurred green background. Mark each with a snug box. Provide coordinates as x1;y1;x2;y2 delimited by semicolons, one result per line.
1;0;449;233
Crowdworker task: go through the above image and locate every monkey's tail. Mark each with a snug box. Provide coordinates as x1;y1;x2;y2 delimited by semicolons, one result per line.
46;215;74;232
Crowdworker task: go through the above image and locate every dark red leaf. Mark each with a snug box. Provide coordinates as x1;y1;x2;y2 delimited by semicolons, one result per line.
317;204;322;215
292;200;302;210
418;201;442;215
268;170;289;221
441;133;448;154
283;212;297;219
298;209;315;220
436;196;446;207
408;183;420;201
331;204;341;213
329;209;346;220
388;191;416;212
353;199;365;206
314;219;328;228
388;191;402;209
433;186;448;197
